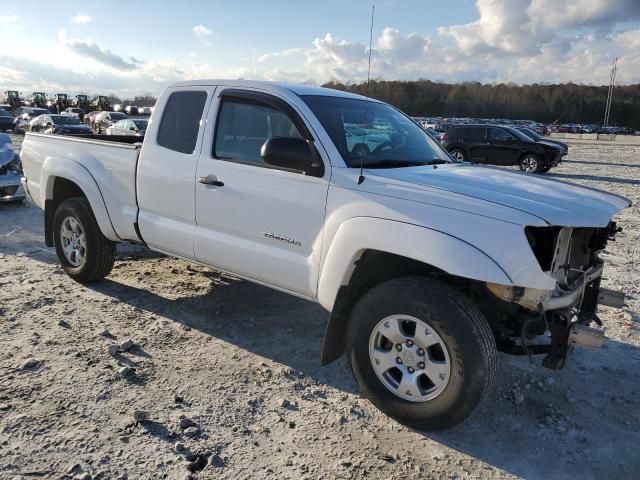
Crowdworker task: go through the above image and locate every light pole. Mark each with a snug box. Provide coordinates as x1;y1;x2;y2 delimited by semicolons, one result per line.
603;58;618;128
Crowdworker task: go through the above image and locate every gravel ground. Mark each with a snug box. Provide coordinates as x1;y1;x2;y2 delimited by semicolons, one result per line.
1;136;639;480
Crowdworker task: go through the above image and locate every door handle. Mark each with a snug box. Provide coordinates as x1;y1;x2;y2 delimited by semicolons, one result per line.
198;176;224;187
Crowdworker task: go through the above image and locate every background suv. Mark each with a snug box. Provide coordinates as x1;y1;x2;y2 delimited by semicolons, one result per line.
442;124;563;173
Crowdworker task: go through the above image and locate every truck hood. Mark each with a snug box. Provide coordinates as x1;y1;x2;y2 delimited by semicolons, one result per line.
368;163;630;227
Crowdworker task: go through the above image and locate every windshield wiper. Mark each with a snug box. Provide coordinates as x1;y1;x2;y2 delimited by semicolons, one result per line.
363;159;449;168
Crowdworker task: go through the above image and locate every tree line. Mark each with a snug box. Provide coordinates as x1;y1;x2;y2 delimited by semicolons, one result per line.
322;80;640;129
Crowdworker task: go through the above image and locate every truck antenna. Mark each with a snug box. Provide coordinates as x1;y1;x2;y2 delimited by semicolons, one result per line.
357;3;375;185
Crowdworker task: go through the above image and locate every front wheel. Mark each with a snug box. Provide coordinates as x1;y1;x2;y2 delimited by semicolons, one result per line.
519;154;542;173
53;197;116;283
449;148;466;161
346;277;496;431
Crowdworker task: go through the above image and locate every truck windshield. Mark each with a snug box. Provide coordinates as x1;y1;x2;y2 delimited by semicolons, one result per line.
301;95;453;168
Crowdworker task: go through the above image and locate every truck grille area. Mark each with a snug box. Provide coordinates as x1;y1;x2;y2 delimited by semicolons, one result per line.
526;222;620;282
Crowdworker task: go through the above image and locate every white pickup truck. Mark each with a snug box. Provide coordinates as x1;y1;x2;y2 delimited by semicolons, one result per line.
20;80;630;430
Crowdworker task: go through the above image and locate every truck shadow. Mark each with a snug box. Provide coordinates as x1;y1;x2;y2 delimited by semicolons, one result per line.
84;269;640;480
85;275;359;394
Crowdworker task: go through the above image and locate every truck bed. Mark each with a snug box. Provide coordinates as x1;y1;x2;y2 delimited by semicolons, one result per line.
21;132;143;242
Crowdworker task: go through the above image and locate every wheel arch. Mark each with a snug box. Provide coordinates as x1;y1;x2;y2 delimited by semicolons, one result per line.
318;217;512;364
42;157;119;246
519;150;542;161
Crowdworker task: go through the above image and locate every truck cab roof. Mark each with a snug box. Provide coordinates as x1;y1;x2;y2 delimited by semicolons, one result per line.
167;79;377;102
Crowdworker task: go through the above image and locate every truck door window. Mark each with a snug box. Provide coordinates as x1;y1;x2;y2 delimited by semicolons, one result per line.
214;98;303;165
157;91;207;154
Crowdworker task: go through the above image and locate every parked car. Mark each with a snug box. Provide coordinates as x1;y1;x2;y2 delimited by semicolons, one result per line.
442;124;563;173
516;127;569;157
106;118;148;137
20;80;630;431
137;106;153;115
29;114;93;135
63;107;85;122
0;133;24;203
12;107;50;134
84;110;101;129
425;127;443;142
124;105;139;115
94;111;128;133
0;109;14;132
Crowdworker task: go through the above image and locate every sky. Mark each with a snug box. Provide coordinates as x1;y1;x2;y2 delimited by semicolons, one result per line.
1;0;639;98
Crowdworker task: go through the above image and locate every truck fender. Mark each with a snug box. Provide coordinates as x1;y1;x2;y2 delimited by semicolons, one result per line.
317;217;513;312
42;156;119;242
317;217;513;365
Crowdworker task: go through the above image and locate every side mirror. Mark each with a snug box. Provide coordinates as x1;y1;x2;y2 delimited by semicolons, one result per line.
261;137;323;176
129;127;137;131
46;122;53;126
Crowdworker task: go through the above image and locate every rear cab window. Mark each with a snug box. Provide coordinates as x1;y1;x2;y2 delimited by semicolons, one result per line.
157;91;208;154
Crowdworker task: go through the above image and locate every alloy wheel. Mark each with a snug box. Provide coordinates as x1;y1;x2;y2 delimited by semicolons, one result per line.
60;216;87;267
368;314;451;402
520;156;539;173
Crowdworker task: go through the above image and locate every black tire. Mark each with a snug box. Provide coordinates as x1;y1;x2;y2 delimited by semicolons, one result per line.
449;148;466;161
519;154;542;173
53;197;116;283
346;276;497;431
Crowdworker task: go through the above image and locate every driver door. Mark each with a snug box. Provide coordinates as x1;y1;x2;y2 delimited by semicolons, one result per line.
193;89;330;297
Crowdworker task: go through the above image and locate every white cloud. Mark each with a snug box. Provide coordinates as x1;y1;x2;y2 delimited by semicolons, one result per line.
0;14;23;33
257;47;306;63
0;14;20;24
193;24;212;38
193;24;212;46
440;0;640;57
57;29;140;71
70;12;92;24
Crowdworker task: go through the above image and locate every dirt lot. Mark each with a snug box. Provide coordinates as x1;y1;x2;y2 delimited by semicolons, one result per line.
1;136;639;480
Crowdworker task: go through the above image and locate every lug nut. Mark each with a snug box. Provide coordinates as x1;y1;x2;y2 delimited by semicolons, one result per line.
408;367;415;373
418;362;425;369
396;344;402;351
417;348;425;356
406;340;414;347
396;357;402;364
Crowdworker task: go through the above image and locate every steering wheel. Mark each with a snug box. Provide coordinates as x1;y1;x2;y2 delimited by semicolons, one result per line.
373;141;393;153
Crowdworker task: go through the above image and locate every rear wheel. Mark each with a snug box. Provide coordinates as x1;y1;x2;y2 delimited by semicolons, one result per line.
346;277;497;431
53;197;116;283
449;148;466;161
519;154;542;173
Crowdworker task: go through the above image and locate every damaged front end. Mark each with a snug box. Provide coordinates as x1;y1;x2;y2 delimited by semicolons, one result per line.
482;221;626;369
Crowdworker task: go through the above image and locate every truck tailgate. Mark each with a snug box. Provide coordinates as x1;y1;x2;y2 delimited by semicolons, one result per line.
21;133;142;241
